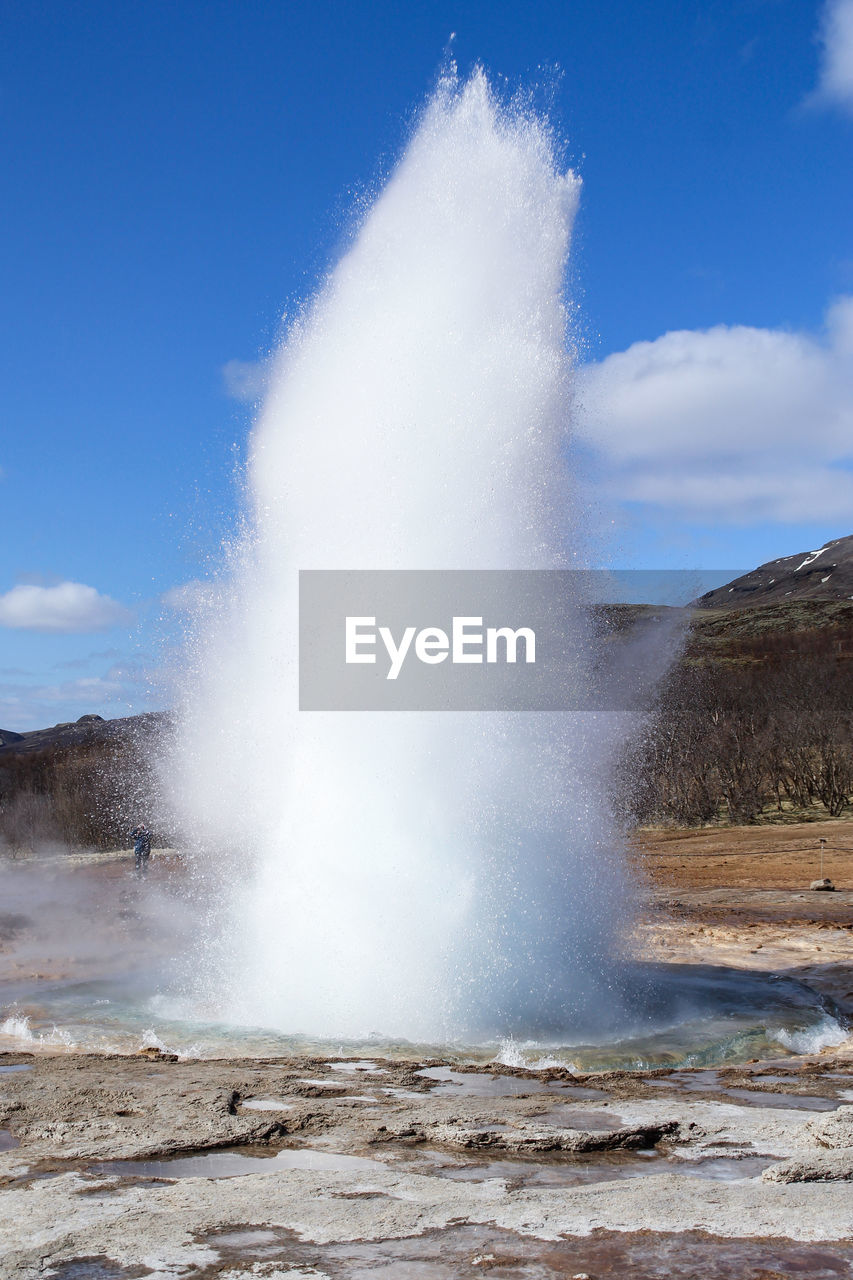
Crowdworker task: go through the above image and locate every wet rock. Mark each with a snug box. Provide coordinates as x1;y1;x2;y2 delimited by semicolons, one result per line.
0;1063;301;1162
288;1081;349;1098
427;1120;678;1153
5;1053;853;1280
135;1046;178;1061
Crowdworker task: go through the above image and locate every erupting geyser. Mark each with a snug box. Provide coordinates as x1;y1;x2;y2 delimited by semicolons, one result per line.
164;69;634;1045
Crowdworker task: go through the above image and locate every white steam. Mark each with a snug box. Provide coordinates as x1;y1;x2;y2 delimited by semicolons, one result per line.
163;70;632;1043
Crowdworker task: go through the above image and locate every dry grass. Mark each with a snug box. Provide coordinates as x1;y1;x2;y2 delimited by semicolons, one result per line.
630;819;853;892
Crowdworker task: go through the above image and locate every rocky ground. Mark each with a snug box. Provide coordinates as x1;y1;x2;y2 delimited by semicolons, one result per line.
1;826;852;1279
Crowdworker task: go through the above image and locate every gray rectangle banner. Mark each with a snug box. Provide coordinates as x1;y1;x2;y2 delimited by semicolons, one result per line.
298;569;719;711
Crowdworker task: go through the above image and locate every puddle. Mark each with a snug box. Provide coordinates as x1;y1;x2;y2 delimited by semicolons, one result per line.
48;1261;148;1280
80;1135;755;1194
214;1228;281;1246
399;1146;771;1189
408;1146;663;1187
239;1098;295;1111
647;1070;841;1110
314;1221;853;1279
416;1067;606;1099
750;1073;807;1085
208;1228;284;1257
532;1105;626;1131
296;1078;348;1090
91;1145;381;1180
647;1069;723;1093
721;1087;838;1111
0;1128;20;1151
0;1063;32;1074
679;1155;772;1180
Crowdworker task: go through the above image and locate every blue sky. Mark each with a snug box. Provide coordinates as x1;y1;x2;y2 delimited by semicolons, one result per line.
2;0;852;728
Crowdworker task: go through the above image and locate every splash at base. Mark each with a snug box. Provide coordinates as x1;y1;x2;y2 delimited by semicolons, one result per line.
1;962;848;1068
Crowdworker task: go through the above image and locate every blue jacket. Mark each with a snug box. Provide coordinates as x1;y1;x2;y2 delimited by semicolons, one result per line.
131;827;152;856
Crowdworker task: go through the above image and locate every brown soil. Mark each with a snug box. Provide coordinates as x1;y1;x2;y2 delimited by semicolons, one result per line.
630;820;853;892
630;821;853;1023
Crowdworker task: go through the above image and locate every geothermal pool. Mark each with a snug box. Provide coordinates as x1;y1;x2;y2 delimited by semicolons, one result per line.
0;960;846;1069
0;851;848;1067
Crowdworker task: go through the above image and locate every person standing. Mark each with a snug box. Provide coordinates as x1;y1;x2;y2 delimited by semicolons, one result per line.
130;823;152;878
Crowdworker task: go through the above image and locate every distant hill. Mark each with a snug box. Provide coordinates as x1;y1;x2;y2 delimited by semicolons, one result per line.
0;711;169;757
1;583;851;840
0;711;171;851
696;534;853;609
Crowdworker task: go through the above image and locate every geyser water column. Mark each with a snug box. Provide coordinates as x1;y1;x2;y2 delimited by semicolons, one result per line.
166;69;633;1044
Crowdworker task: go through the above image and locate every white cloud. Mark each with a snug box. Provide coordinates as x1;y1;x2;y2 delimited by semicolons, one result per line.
575;297;853;524
0;582;133;634
813;0;853;111
222;357;269;402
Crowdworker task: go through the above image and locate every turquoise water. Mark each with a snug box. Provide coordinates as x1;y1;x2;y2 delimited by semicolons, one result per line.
1;962;846;1070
